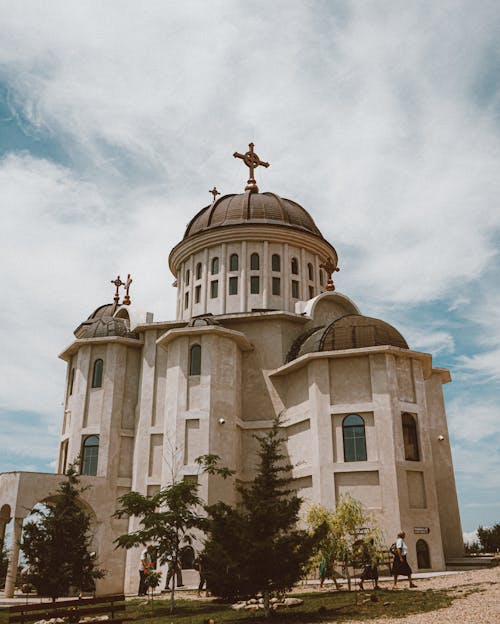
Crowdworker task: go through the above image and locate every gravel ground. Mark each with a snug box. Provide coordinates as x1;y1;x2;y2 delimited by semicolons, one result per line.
340;567;500;624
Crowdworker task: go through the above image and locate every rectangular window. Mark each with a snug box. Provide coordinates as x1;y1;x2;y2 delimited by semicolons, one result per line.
195;285;201;303
308;286;314;299
229;276;238;295
272;277;281;296
210;280;218;298
272;254;281;272
292;280;299;298
184;291;189;309
250;276;260;294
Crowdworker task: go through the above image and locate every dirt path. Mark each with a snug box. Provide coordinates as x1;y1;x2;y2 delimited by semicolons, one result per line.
340;567;500;624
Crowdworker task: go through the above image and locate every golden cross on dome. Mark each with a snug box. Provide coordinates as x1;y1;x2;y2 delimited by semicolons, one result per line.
111;275;124;305
122;274;133;306
209;186;220;201
233;142;269;192
320;257;340;292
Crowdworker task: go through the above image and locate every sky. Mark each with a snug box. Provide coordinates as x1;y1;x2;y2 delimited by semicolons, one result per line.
0;1;499;536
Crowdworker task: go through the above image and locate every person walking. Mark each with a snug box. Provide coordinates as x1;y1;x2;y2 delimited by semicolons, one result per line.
138;545;154;596
358;539;379;591
391;531;417;589
164;553;184;590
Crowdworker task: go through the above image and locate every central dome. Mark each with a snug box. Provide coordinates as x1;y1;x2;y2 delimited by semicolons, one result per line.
184;191;323;239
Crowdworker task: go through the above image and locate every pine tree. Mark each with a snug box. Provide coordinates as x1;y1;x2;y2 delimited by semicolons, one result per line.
203;418;315;616
21;463;104;601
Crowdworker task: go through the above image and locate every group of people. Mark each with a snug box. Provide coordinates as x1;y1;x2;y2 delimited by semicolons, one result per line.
319;531;417;591
138;545;207;597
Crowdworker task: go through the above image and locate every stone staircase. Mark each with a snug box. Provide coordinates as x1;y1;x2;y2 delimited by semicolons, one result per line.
446;555;499;570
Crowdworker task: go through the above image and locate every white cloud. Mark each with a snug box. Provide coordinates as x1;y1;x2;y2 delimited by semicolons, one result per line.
0;1;499;527
448;397;500;443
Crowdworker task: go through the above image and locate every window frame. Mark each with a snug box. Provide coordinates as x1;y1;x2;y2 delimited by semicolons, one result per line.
91;359;104;389
250;253;260;271
189;344;202;376
211;257;219;275
229;253;239;272
291;280;299;299
291;257;299;275
271;254;281;272
342;414;367;462
210;280;218;298
272;277;281;296
81;434;99;476
402;413;420;461
228;276;238;295
250;275;260;294
196;262;202;280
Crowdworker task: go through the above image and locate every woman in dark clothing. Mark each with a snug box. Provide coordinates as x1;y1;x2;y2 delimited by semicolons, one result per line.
391;531;417;589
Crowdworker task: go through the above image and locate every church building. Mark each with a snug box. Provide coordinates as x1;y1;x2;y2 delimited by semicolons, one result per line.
0;144;463;596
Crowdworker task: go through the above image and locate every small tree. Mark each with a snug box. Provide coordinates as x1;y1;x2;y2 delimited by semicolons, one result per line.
203;418;316;616
477;524;500;553
21;463;104;601
307;495;383;591
114;455;232;614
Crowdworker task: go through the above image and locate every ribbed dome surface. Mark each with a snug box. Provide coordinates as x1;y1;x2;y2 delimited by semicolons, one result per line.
184;191;322;239
286;314;408;362
320;315;408;351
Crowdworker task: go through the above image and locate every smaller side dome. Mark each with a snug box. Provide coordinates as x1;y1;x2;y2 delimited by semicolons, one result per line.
320;314;408;351
74;303;138;339
84;316;138;339
187;315;221;327
286;314;408;362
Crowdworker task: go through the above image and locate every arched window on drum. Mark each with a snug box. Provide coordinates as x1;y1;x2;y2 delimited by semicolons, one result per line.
342;414;367;462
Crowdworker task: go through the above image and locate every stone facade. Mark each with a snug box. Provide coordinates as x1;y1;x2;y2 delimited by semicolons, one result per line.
0;186;463;597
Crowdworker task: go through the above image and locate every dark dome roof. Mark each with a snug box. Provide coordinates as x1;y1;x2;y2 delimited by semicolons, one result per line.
184;191;323;239
84;316;138;339
287;314;408;362
74;303;138;339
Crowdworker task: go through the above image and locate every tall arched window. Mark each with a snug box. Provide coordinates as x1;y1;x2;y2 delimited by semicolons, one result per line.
342;414;367;462
416;539;431;568
81;435;99;476
402;413;420;461
189;344;201;376
185;269;190;285
319;269;324;286
229;253;239;271
291;257;299;274
211;257;219;275
272;254;281;272
196;262;202;280
250;253;260;270
91;359;103;388
308;262;313;280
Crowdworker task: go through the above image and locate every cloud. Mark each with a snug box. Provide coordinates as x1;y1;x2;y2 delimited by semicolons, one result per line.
448;397;500;443
0;1;499;529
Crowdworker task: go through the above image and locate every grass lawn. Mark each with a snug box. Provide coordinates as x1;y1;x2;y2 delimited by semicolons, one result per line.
123;587;453;623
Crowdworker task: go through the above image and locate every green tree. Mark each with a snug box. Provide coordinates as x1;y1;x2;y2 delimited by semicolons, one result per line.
307;495;383;591
20;463;104;601
203;418;316;616
477;524;500;553
114;455;232;614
